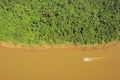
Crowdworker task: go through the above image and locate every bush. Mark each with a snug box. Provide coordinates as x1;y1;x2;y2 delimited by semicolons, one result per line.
0;0;120;45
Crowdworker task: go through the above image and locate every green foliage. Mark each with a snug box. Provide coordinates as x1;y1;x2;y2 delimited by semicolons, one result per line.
0;0;120;45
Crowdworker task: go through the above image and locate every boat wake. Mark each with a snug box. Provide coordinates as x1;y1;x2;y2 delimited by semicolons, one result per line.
82;57;106;62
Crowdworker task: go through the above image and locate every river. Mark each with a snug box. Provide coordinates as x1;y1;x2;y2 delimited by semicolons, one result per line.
0;43;120;80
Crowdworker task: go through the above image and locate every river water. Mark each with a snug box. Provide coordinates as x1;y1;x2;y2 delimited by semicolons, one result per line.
0;43;120;80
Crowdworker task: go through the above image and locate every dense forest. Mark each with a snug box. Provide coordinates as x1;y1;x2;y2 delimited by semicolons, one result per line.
0;0;120;45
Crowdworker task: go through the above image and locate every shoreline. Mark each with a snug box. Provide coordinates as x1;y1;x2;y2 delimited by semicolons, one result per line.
0;41;120;50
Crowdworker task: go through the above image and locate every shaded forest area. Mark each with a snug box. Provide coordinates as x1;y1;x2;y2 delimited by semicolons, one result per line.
0;0;120;45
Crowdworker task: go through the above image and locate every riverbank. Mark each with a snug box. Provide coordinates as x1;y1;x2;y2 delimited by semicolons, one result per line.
0;40;120;50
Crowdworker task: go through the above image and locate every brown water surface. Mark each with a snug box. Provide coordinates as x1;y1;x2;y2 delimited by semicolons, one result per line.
0;43;120;80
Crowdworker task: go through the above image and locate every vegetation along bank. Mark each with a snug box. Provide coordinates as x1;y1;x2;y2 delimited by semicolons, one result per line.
0;0;120;46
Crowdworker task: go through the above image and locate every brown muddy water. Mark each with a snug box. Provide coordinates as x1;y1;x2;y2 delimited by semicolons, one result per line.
0;43;120;80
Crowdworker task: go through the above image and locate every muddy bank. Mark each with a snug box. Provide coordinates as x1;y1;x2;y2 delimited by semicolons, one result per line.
0;41;120;50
